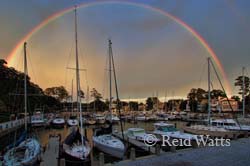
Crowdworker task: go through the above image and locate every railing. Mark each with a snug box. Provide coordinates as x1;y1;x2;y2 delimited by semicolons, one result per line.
0;117;30;132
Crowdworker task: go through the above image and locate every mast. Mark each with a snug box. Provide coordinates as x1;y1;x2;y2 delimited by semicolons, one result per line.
207;57;211;125
108;39;112;122
109;39;125;141
87;86;89;112
242;67;245;118
74;5;84;147
24;42;28;131
164;90;167;112
71;79;73;114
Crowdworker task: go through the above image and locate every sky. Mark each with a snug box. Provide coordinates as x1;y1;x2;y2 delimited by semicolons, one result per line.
0;0;250;101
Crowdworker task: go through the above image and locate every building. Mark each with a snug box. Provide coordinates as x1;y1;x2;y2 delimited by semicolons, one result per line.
218;98;239;112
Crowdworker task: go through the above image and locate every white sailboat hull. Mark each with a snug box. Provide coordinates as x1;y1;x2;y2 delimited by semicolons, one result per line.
93;135;125;158
3;138;41;166
67;119;78;127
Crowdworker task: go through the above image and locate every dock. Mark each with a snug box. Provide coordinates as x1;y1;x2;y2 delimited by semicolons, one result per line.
0;118;28;137
112;138;250;166
41;137;59;166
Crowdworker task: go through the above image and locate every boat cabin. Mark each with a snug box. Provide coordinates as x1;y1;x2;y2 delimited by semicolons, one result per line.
154;122;178;132
211;119;238;127
127;128;146;136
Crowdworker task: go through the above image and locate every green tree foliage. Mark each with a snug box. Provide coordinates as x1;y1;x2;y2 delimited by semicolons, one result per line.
210;89;226;99
89;88;105;111
146;97;153;111
129;101;138;111
44;86;69;102
90;88;102;101
231;95;240;102
0;59;60;114
235;76;250;96
187;88;207;102
179;100;187;111
90;99;106;112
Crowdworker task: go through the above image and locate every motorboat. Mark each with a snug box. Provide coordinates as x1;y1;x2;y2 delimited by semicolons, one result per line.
183;124;240;139
211;119;250;132
31;111;45;127
105;114;120;123
135;114;147;121
125;128;159;142
153;122;200;141
94;114;106;124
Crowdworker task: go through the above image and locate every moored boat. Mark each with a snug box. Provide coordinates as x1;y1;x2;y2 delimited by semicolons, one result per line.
94;114;106;124
31;111;45;127
62;128;91;164
125;128;160;142
52;116;65;128
4;138;41;166
3;42;41;166
153;122;200;141
93;124;125;159
67;116;79;127
93;40;125;159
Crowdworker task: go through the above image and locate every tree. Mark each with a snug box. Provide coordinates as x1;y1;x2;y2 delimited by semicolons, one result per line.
189;99;198;112
44;86;69;102
211;89;226;99
235;76;250;96
90;88;102;101
146;97;153;111
0;59;60;115
90;99;106;112
231;95;240;102
187;88;207;102
129;101;138;111
0;59;7;66
179;100;187;111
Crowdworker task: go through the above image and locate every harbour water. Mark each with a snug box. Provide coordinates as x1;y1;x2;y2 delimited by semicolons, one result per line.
36;121;187;146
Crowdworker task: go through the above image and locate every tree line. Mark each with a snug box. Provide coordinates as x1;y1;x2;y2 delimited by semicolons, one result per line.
1;58;250;115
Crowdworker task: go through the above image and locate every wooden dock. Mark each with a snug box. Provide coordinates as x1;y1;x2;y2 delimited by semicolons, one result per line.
112;138;250;166
41;137;59;166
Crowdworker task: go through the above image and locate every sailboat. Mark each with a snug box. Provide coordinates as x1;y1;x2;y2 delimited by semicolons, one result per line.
61;6;91;164
92;39;125;159
3;42;41;166
183;58;241;139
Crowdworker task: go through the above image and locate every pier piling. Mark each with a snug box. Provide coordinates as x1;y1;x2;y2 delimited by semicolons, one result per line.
60;158;65;166
130;148;136;161
99;152;104;166
155;144;160;155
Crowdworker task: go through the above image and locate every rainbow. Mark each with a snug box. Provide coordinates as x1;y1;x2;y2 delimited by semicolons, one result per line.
6;0;232;95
